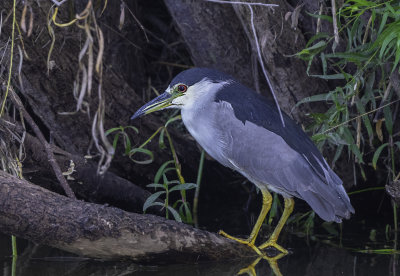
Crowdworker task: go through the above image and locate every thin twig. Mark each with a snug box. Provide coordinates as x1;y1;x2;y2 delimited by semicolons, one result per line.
9;89;76;199
247;5;285;127
323;98;400;134
124;1;149;42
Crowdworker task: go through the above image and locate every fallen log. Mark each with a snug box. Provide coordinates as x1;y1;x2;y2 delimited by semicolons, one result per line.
0;171;256;263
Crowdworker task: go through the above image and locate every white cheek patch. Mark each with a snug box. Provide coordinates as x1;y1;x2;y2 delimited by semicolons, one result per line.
172;79;230;108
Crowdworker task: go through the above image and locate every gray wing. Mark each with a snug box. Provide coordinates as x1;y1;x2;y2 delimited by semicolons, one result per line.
213;101;354;223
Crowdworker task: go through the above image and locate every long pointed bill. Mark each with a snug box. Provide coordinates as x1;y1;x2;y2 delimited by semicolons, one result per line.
131;91;173;120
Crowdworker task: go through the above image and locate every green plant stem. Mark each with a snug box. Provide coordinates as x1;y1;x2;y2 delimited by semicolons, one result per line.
11;255;17;276
11;235;17;276
393;202;398;236
193;149;205;228
11;235;17;256
165;185;169;220
347;186;385;195
163;128;188;208
390;138;398;249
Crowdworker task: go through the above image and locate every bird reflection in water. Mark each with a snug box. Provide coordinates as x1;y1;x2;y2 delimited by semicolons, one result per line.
238;252;286;276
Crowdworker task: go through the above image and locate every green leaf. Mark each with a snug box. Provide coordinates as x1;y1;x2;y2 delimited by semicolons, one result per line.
296;41;327;60
378;12;389;34
310;73;348;80
305;33;330;48
347;0;375;7
383;106;393;135
129;148;154;164
143;191;166;212
326;132;349;145
324;52;369;62
159;128;166;150
306;12;333;23
392;38;400;73
125;125;139;133
355;100;373;141
112;133;120;150
296;93;332;106
162;173;169;185
372;143;388;170
332;144;344;167
379;31;396;60
169;183;197;192
146;183;165;189
154;160;175;183
167;206;182;222
105;126;122;135
165;115;182;128
342;128;364;163
183;202;193;224
121;132;132;154
311;133;329;143
320;52;327;75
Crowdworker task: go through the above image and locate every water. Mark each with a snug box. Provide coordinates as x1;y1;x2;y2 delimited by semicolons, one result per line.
1;229;398;276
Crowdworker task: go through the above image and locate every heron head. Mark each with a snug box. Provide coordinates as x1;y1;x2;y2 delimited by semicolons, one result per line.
131;68;232;120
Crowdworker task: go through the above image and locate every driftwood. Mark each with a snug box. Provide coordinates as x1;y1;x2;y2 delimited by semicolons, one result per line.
0;170;257;263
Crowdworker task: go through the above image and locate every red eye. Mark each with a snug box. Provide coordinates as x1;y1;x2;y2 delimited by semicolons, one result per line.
177;84;187;93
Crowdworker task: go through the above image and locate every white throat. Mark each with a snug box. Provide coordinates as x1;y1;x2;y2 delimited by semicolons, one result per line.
171;79;229;111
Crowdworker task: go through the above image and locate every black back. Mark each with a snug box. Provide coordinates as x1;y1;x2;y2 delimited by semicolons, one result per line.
214;80;330;181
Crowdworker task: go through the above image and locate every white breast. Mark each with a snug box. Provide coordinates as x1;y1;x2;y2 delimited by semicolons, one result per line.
180;80;231;167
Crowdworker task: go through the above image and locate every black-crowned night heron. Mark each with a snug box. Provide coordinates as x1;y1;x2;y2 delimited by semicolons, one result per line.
131;68;354;255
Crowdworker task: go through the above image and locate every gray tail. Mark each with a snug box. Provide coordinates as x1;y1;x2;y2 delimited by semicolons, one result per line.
298;168;354;223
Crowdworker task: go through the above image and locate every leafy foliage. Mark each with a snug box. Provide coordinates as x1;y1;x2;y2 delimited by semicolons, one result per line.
108;115;198;223
296;0;399;182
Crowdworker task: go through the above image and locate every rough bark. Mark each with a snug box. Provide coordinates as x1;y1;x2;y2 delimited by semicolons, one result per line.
0;170;257;263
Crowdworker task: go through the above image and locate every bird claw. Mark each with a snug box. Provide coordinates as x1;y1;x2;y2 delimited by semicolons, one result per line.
218;230;262;255
219;230;288;256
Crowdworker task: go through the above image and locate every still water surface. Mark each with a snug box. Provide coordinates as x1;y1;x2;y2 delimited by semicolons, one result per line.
1;229;398;276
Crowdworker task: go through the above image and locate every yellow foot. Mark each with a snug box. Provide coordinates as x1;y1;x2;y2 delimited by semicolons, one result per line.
218;230;262;255
258;239;288;254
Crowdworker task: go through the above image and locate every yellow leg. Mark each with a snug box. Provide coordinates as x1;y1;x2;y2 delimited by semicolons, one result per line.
259;197;294;253
219;189;272;255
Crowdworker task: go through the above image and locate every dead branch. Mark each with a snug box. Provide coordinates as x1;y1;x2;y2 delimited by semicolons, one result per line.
9;88;76;199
